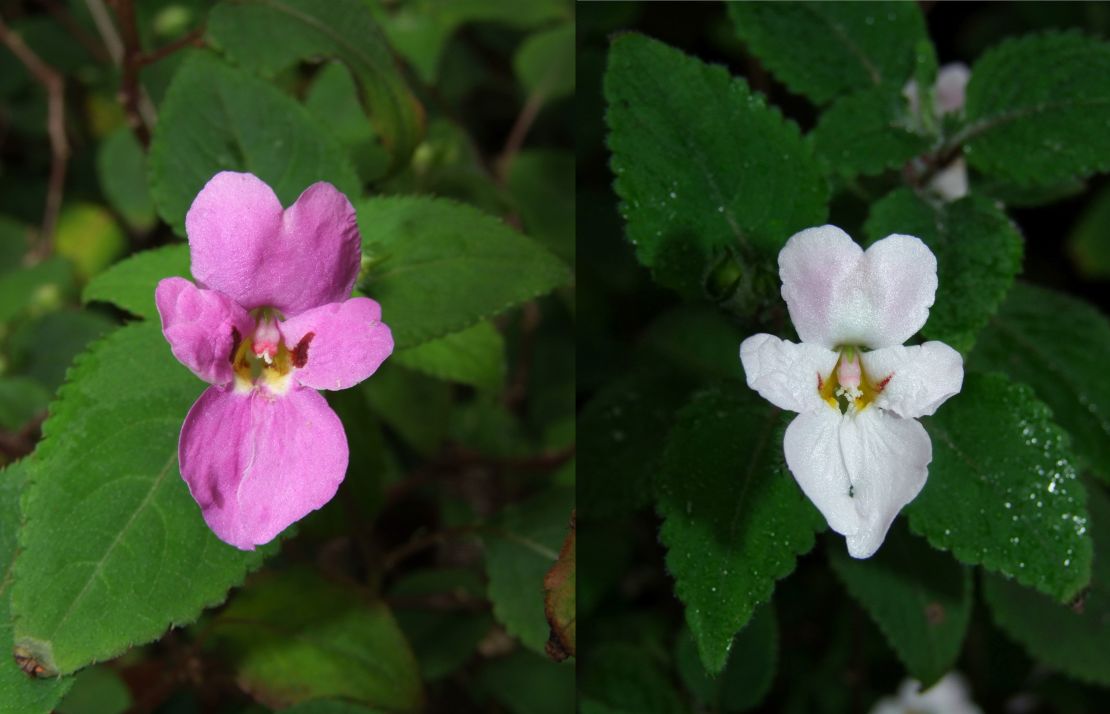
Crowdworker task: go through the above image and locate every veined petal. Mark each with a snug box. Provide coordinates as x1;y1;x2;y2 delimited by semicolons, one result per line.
155;277;253;385
186;172;360;315
863;342;964;418
783;408;860;536
279;297;394;391
838;408;931;558
178;385;348;550
740;334;839;413
779;225;863;348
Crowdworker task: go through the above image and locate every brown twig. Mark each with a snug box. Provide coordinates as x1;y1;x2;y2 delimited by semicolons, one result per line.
135;26;204;67
108;0;150;147
0;16;68;258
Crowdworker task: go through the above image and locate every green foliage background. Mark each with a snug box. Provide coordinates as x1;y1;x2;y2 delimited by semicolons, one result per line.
1;0;574;712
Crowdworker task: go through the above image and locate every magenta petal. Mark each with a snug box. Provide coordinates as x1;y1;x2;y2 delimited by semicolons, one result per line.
279;297;394;391
155;277;253;385
185;172;360;315
178;385;349;550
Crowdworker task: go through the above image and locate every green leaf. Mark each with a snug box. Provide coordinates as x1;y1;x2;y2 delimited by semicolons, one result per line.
828;524;972;687
148;51;359;237
507;149;575;263
7;310;118;393
604;34;827;299
356;195;569;349
482;487;574;654
393;321;504;390
0;377;49;430
962;32;1110;187
810;86;930;178
207;568;422;711
10;323;274;676
361;363;450;455
969;283;1110;485
0;257;73;325
0;216;29;276
543;512;575;661
639;304;746;381
206;0;424;172
281;702;384;714
580;643;685;714
909;373;1093;603
657;386;823;673
82;244;190;320
475;651;575;714
865;188;1023;353
675;604;778;713
304;62;390;184
1067;183;1110;279
728;2;927;105
96;128;156;232
514;23;575;101
56;666;132;714
983;484;1110;687
53;205;126;281
578;369;691;519
1;463;73;714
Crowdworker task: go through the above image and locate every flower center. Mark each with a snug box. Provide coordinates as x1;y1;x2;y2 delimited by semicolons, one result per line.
231;309;294;395
819;347;885;414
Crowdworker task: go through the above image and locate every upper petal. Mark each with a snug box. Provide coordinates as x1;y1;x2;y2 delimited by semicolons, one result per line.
178;385;349;550
740;333;839;413
838;408;932;558
935;63;971;115
783;407;860;536
155;277;253;385
279;297;393;391
779;225;863;347
863;341;964;418
185;172;361;315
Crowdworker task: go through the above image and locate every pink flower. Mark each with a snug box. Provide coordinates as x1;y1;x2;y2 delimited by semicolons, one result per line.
155;172;393;550
740;226;963;558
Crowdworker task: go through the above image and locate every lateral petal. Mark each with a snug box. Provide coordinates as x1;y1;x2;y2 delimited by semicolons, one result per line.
279;297;394;391
863;341;964;418
783;408;860;537
155;277;253;385
740;333;839;413
178;385;349;550
838;408;932;558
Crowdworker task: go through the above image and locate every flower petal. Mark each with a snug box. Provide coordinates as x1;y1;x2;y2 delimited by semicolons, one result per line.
740;333;839;413
783;407;860;537
936;63;971;115
848;234;938;348
863;341;964;418
155;277;253;385
279;297;393;391
178;385;349;550
186;172;360;315
838;408;932;558
779;225;863;348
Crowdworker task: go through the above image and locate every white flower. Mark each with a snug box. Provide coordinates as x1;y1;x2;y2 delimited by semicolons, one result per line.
869;672;983;714
904;63;972;201
740;226;963;558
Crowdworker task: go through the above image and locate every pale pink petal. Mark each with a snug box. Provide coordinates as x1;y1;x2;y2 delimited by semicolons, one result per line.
186;172;360;315
779;225;863;348
928;157;969;201
862;342;964;418
783;407;860;537
740;333;839;413
843;234;938;349
155;277;253;385
838;408;932;558
178;385;348;550
936;63;971;115
279;297;393;391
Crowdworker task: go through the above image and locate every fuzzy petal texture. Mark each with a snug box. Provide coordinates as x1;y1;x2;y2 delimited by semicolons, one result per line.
838;408;932;558
740;334;839;413
178;385;349;550
863;342;964;418
783;407;860;537
155;277;253;385
780;227;938;349
279;297;394;391
186;172;360;315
